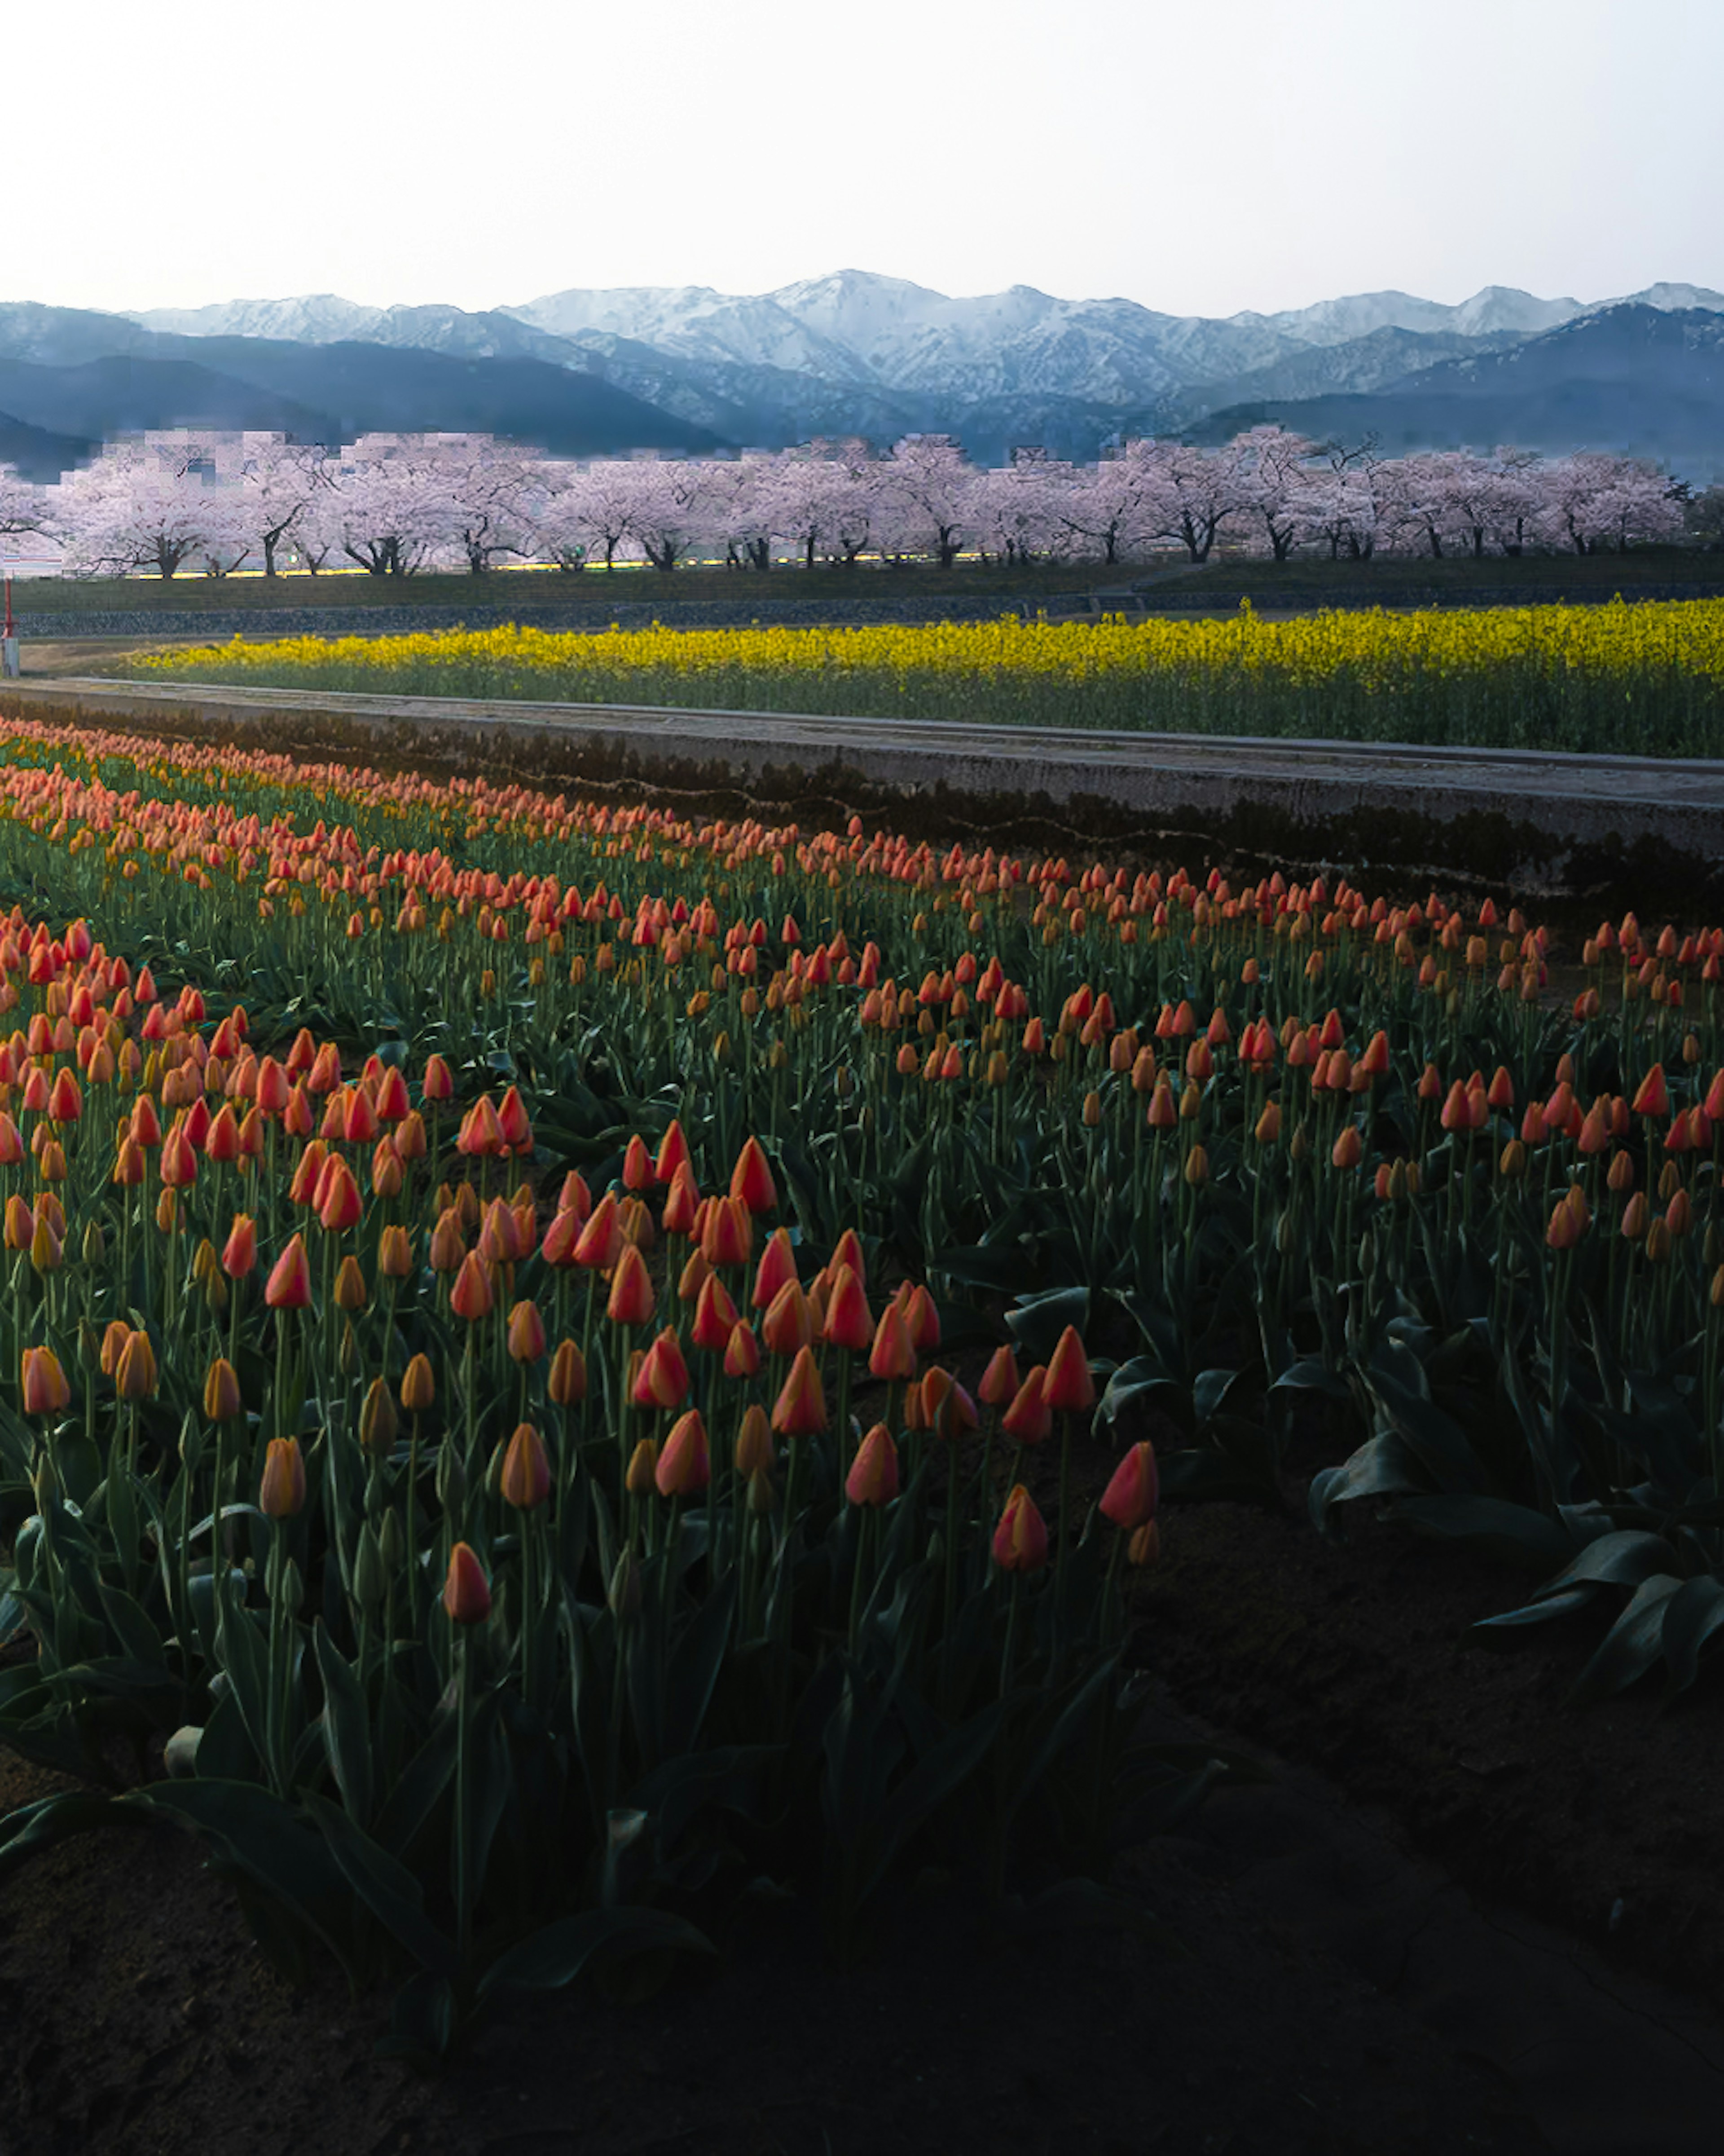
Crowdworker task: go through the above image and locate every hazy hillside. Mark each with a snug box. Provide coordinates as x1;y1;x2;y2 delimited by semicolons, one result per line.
0;274;1711;476
1187;306;1724;471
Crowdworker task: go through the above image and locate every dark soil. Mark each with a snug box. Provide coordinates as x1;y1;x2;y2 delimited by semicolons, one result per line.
7;1427;1724;2156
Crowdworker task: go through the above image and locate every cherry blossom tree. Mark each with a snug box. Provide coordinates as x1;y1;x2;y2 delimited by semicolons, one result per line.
1537;453;1685;553
1231;426;1322;561
1151;439;1253;563
423;434;542;574
611;456;716;573
50;436;250;579
328;436;461;576
879;436;974;568
211;434;331;577
1058;439;1169;565
970;454;1077;565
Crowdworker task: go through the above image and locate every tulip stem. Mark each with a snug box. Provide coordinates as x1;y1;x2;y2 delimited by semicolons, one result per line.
454;1632;474;1973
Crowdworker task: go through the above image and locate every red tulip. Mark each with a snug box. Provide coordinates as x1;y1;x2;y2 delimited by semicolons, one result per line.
1632;1064;1670;1119
730;1137;777;1214
632;1327;691;1409
442;1542;492;1624
1042;1326;1095;1413
506;1300;547;1364
606;1241;655;1326
867;1303;917;1382
20;1345;70;1415
264;1234;312;1309
752;1226;798;1310
992;1485;1049;1573
724;1321;762;1379
655;1409;711;1496
822;1263;874;1352
1001;1366;1051;1445
1099;1442;1159;1530
772;1344;827;1436
845;1424;900;1507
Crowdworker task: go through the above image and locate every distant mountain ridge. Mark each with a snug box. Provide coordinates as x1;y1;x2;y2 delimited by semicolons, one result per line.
0;271;1712;477
131;271;1724;469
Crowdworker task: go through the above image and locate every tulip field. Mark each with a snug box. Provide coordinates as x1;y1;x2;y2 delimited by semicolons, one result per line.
1;703;1724;2052
139;593;1724;754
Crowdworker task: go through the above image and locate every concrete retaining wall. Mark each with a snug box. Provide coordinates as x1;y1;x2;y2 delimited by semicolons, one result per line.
4;675;1722;911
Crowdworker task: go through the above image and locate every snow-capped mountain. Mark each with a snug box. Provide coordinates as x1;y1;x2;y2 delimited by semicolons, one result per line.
132;296;597;370
92;270;1724;468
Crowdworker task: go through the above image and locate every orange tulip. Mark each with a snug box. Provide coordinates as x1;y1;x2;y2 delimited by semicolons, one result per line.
868;1303;917;1382
992;1485;1049;1573
1042;1326;1095;1413
655;1409;711;1496
501;1422;552;1511
632;1328;691;1410
506;1299;547;1364
771;1344;827;1437
203;1356;242;1422
729;1136;777;1214
20;1345;70;1415
845;1424;900;1507
442;1542;491;1624
1001;1366;1052;1445
264;1233;312;1309
449;1249;496;1323
606;1241;655;1326
734;1403;774;1478
400;1353;436;1413
259;1435;307;1519
1099;1442;1159;1530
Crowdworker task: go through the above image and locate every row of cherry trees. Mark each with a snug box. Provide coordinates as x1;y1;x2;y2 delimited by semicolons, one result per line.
0;428;1690;579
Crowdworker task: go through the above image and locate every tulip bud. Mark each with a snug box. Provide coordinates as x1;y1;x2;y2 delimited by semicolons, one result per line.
334;1255;368;1312
1128;1519;1162;1566
992;1484;1049;1573
442;1542;491;1625
734;1403;774;1479
655;1410;711;1497
399;1352;435;1415
771;1344;827;1437
259;1435;307;1519
625;1438;660;1495
548;1338;587;1406
359;1378;398;1455
501;1421;553;1510
1099;1442;1159;1530
264;1233;312;1309
608;1549;642;1620
114;1328;158;1401
203;1355;242;1422
20;1345;71;1416
435;1437;466;1513
845;1423;900;1507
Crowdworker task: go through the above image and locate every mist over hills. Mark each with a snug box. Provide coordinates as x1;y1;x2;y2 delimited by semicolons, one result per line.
0;272;1714;477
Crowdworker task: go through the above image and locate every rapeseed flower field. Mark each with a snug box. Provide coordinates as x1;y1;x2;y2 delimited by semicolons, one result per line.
138;596;1724;755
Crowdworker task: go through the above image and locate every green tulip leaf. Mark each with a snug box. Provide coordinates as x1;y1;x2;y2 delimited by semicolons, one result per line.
0;1789;126;1881
313;1621;374;1829
1471;1584;1600;1633
1387;1494;1574;1572
1569;1574;1685;1704
1659;1574;1724;1693
476;1905;716;2005
303;1793;457;1978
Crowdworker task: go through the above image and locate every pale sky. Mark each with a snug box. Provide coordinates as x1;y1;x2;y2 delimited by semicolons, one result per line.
15;0;1721;321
